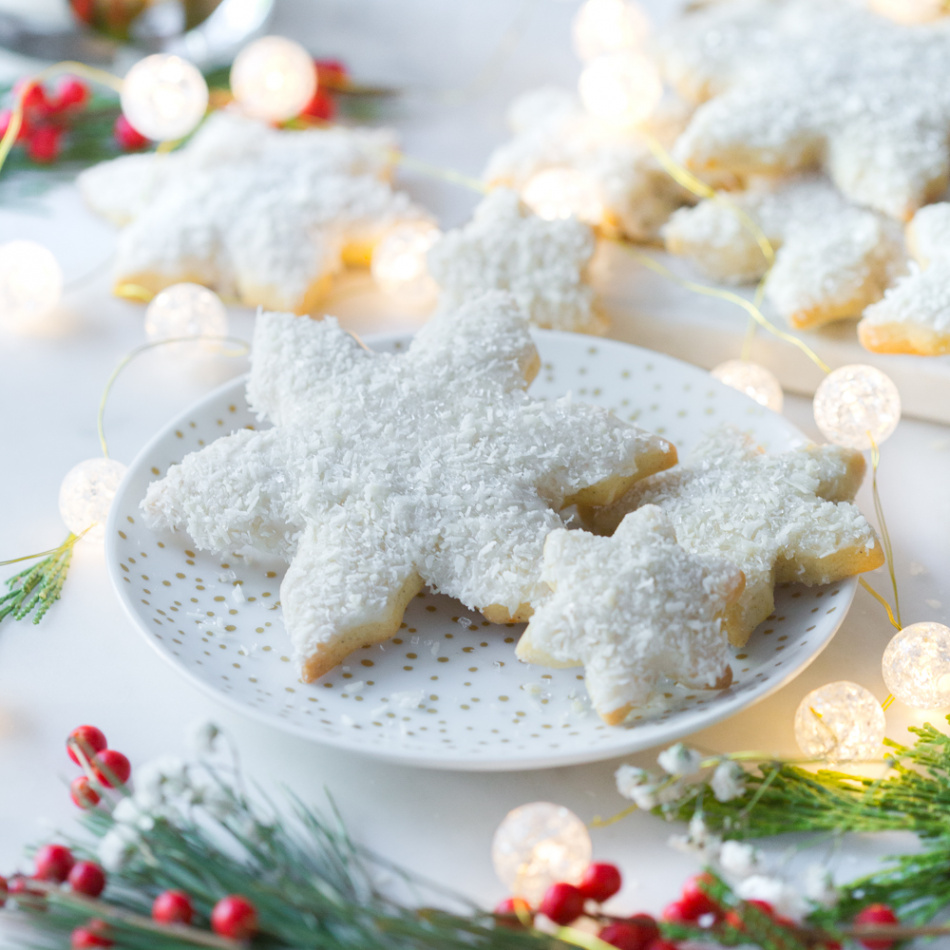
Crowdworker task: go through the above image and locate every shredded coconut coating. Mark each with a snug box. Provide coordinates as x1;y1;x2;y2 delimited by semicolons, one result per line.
859;203;950;354
517;505;742;725
78;110;397;226
662;0;950;220
427;189;603;334
663;175;905;329
483;87;693;242
142;294;676;679
585;427;883;648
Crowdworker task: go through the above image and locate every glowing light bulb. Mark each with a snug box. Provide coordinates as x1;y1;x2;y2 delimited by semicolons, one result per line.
145;283;228;350
882;623;950;708
711;360;784;412
572;0;650;63
794;681;885;762
59;458;128;542
0;239;62;332
492;802;591;904
121;54;208;141
869;0;946;22
230;36;317;122
579;52;663;127
371;222;441;306
521;168;605;225
813;364;901;451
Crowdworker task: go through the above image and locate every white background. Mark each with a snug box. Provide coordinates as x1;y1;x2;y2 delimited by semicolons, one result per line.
1;0;950;941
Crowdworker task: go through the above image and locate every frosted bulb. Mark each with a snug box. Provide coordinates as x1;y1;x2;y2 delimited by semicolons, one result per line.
869;0;946;22
522;168;605;225
711;360;784;412
230;36;317;122
59;458;128;542
121;54;208;141
492;802;592;904
0;240;62;331
579;52;663;127
813;364;901;450
145;283;228;350
572;0;650;62
882;623;950;708
371;222;441;306
794;681;885;762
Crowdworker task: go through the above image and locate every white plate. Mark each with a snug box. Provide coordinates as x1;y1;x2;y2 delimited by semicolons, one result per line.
106;330;854;771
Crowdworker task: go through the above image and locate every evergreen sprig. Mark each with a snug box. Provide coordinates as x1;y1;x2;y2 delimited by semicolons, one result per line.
0;534;79;624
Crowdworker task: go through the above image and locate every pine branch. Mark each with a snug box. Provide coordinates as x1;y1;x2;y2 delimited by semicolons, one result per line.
0;534;78;624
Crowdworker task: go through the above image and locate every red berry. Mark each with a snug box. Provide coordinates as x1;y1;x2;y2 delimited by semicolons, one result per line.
745;899;775;918
854;903;899;950
68;862;106;898
0;875;7;909
0;107;33;143
51;77;90;113
314;58;348;86
299;87;336;122
211;895;258;939
679;873;719;920
494;896;532;929
114;114;149;151
68;726;108;766
578;862;622;903
153;889;195;925
34;844;75;883
645;941;678;950
598;916;659;950
70;776;101;810
27;125;63;163
8;875;44;903
538;882;586;926
723;909;744;930
661;900;692;924
71;919;112;948
14;79;49;117
90;749;131;788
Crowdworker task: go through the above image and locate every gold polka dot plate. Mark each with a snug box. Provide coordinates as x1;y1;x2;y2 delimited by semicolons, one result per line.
106;330;855;770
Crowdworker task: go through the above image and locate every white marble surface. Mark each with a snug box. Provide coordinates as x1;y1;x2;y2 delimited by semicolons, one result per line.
1;0;949;941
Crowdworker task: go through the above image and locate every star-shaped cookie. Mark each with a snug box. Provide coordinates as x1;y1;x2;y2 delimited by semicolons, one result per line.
663;175;905;329
663;0;950;220
142;294;677;680
860;202;950;355
585;428;884;648
483;87;692;242
427;188;606;334
79;111;429;312
516;505;743;726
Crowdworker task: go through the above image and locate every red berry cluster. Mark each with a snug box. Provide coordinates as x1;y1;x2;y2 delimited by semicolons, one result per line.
495;862;673;950
295;59;350;124
0;75;151;165
150;889;259;939
66;725;132;808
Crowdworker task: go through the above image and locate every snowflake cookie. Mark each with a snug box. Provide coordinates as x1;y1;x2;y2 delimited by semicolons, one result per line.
427;189;605;334
78;111;430;312
584;428;884;648
859;203;950;355
483;87;692;242
517;505;743;725
142;294;677;681
663;175;905;329
662;0;950;220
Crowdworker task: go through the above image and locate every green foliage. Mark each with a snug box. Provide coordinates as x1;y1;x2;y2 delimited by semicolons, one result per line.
0;534;77;624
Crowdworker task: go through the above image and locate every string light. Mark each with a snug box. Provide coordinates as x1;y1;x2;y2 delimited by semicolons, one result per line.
371;222;441;306
882;622;950;708
120;54;208;141
521;168;605;225
793;681;885;762
572;0;650;63
711;359;783;412
813;364;901;450
578;52;662;127
491;802;592;904
145;283;228;348
0;239;62;331
869;0;946;22
230;36;317;122
58;458;127;542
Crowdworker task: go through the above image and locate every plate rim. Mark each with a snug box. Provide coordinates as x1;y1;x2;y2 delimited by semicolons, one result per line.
106;329;856;771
